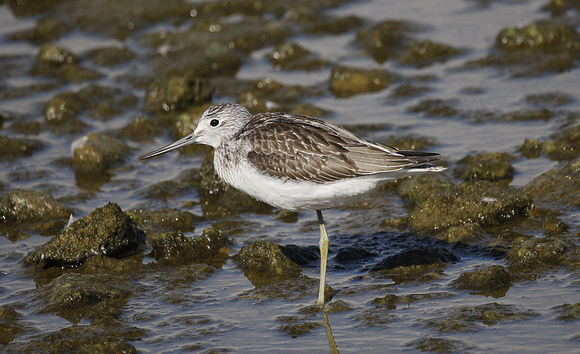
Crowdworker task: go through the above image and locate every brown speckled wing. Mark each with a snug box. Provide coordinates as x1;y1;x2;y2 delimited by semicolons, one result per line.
240;113;440;184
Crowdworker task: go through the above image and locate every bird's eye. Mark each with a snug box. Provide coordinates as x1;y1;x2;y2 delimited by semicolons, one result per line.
210;119;219;127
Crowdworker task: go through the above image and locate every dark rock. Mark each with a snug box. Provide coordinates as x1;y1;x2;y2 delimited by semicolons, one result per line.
329;65;398;98
409;180;533;233
0;189;71;225
235;241;302;286
0;135;45;160
371;247;459;271
37;273;133;323
150;228;227;266
523;159;579;209
451;265;511;293
455;152;515;182
24;203;143;268
279;244;320;266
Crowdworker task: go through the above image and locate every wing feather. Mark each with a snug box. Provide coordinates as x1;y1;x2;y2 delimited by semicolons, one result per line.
240;113;440;184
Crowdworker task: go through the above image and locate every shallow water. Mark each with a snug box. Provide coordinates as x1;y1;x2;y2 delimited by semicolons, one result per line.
1;0;579;352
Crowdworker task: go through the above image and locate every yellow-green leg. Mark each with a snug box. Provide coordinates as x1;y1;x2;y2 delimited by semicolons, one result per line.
317;210;329;307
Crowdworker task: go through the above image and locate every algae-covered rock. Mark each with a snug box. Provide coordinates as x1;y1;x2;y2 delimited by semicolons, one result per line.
37;44;78;66
398;39;463;68
355;19;425;64
24;203;142;268
0;135;45;160
329;65;398;98
554;303;580;321
234;241;302;287
451;265;511;294
398;173;454;205
505;236;578;272
88;46;136;67
126;208;202;237
455;152;515;182
418;303;538;332
409;181;533;233
37;273;133;323
0;189;71;224
72;132;129;185
0;306;26;345
406;337;472;353
371;247;459;271
520;123;580;161
269;42;329;71
465;19;580;77
150;228;227;266
237;274;332;303
523;159;579;209
407;98;459;118
32;44;101;81
144;74;213;114
437;223;490;244
199;149;272;219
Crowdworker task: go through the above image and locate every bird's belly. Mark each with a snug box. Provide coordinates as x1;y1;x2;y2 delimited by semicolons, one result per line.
218;162;390;211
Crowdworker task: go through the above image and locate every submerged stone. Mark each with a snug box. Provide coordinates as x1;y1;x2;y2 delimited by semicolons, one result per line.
523;159;579;209
455;152;515;182
418;302;538;332
398;39;464;68
24;203;143;269
144;75;213;114
269;42;329;71
0;189;71;225
72;132;129;187
150;228;228;266
554;303;580;321
409;180;533;233
437;223;490;244
235;241;302;286
0;135;44;160
0;306;26;345
465;19;580;77
127;208;202;237
38;273;133;323
329;65;398;98
397;173;454;205
451;265;511;294
371;247;459;271
505;236;578;272
406;337;473;353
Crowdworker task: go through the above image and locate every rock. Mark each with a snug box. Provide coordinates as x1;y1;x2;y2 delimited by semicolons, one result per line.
269;42;329;71
24;203;142;268
150;228;228;266
451;265;511;292
437;223;489;244
455;152;515;182
523;159;579;209
72;133;129;186
329;65;398;98
409;180;533;233
0;189;71;224
505;236;578;272
418;303;538;332
37;273;133;323
371;247;459;271
144;75;213;114
126;208;202;237
0;135;44;160
234;241;302;286
397;173;453;205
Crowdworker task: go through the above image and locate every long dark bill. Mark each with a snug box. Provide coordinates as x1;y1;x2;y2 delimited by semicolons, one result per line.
138;134;197;161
